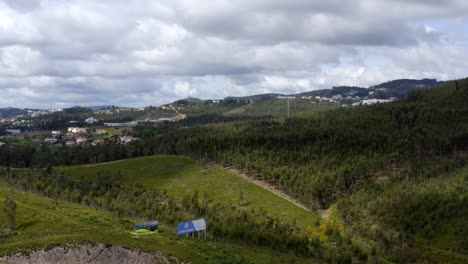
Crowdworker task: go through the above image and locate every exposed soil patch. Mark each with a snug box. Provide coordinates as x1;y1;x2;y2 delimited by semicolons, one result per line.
0;243;180;264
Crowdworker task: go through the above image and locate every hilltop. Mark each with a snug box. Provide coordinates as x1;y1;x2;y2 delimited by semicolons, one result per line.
222;78;442;102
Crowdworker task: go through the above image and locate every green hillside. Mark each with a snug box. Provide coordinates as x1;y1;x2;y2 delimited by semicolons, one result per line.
369;78;442;98
61;155;320;231
0;108;29;118
0;183;316;264
224;98;339;118
165;96;339;119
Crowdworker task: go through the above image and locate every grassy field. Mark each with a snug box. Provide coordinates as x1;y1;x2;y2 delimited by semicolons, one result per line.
0;183;317;263
61;155;321;232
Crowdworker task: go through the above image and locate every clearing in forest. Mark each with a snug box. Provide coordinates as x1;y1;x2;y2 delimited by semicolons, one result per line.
62;155;321;230
0;183;316;264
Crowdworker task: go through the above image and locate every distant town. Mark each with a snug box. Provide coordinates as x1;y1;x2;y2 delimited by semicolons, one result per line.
0;78;443;149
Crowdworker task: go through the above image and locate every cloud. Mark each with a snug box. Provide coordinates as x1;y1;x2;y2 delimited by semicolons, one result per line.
174;81;199;98
3;0;39;12
0;0;467;108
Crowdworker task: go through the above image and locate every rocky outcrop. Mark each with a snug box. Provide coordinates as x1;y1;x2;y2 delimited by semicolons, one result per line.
0;243;180;264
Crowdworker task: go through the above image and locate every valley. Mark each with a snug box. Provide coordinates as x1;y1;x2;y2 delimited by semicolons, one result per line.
2;1;468;263
1;78;467;263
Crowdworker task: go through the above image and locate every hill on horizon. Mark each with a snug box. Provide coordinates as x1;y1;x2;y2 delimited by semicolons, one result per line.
0;78;448;112
224;78;444;102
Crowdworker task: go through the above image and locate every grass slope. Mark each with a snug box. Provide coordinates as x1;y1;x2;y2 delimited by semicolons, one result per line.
224;98;339;118
62;155;320;231
0;183;316;264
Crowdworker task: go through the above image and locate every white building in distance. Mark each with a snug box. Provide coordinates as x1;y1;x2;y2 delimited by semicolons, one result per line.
68;127;88;134
85;117;98;124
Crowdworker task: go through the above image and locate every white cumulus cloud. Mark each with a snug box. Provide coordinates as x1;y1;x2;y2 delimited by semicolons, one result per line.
0;0;466;108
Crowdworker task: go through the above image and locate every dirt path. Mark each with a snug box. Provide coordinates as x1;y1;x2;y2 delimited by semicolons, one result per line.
319;207;332;220
81;160;123;168
225;167;313;213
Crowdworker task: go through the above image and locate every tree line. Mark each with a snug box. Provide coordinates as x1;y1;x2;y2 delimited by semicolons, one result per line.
1;79;467;209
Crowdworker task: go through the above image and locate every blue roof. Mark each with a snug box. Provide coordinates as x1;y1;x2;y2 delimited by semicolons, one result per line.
135;221;159;229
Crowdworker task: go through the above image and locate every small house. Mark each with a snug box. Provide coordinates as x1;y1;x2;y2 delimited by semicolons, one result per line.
92;139;104;146
44;137;58;144
95;129;107;135
5;129;21;134
120;136;138;144
135;221;159;231
75;137;87;144
68;127;87;134
85;117;98;124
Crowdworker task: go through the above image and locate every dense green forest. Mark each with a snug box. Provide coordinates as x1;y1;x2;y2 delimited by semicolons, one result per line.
338;166;467;262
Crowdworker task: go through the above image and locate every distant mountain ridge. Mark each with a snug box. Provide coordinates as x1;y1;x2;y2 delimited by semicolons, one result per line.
296;86;369;98
82;105;116;110
173;97;204;106
0;107;31;118
224;93;284;101
369;78;443;99
224;78;444;101
0;78;446;112
371;78;440;89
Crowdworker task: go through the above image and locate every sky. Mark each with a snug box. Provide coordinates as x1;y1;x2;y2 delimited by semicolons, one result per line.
0;0;467;108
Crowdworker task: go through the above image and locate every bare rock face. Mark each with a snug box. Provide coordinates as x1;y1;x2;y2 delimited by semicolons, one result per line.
0;243;180;264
